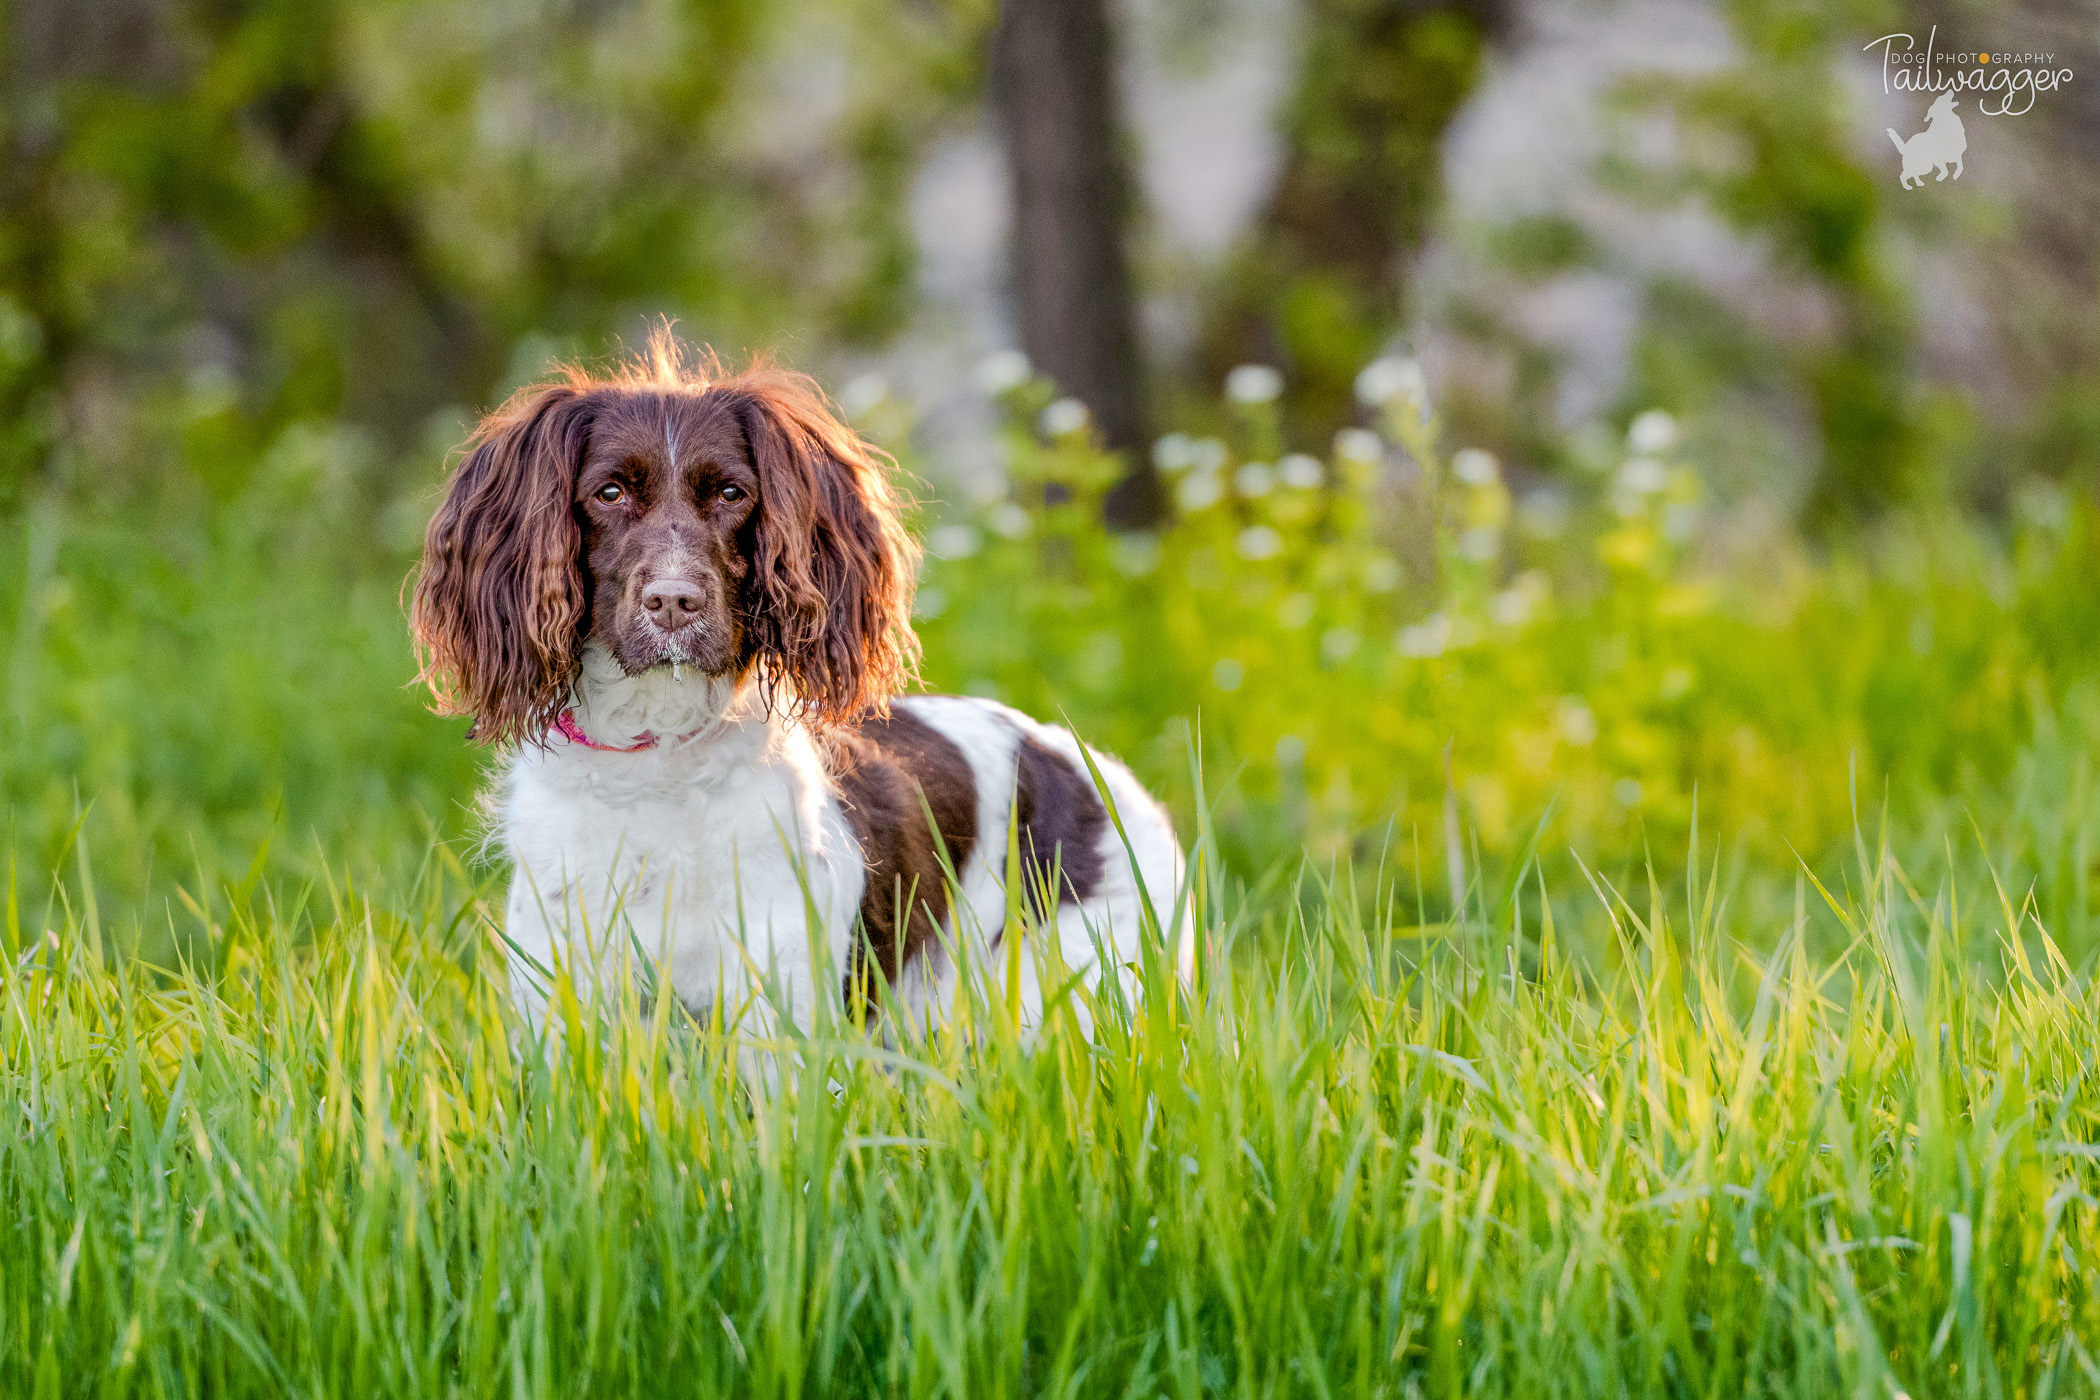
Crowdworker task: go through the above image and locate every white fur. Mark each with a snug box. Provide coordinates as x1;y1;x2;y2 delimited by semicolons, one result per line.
495;645;1188;1044
887;695;1190;1034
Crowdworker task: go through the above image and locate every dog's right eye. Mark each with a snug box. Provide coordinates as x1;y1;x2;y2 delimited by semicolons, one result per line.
594;483;625;504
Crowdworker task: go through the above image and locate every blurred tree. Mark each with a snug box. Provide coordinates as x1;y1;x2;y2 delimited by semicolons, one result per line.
2004;0;2100;490
0;0;955;509
990;0;1162;527
1195;0;1507;447
1625;0;1920;527
1656;0;2100;518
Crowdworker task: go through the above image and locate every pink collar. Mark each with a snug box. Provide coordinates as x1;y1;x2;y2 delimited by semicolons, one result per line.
552;709;661;752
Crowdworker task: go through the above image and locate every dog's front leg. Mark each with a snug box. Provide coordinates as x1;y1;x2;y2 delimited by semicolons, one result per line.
660;840;858;1063
501;861;656;1040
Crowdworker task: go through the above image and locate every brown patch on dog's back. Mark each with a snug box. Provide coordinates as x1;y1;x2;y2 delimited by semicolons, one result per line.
829;707;978;1008
1012;736;1108;922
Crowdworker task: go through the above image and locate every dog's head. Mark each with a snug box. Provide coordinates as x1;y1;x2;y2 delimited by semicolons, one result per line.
411;340;920;745
1929;91;1959;121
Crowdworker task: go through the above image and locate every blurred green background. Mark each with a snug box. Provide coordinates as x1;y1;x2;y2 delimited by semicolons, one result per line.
4;0;2099;963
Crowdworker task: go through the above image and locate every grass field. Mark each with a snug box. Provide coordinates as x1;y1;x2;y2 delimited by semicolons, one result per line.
7;392;2100;1395
6;826;2100;1397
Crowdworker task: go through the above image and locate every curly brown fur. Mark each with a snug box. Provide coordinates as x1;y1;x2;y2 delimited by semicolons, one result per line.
411;384;595;747
410;335;920;745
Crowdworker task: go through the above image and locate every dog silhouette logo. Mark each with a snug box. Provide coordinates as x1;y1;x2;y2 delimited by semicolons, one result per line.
1888;92;1967;187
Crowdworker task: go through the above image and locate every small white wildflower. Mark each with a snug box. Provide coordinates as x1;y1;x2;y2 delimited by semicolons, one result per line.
1396;613;1452;658
1321;627;1358;663
990;503;1034;538
1275;734;1307;767
1177;471;1225;513
912;586;947;620
1451;448;1499;487
1354;355;1426;407
1362;555;1403;592
1236;525;1284;560
1627;409;1680;455
1334;428;1384;464
1211;658;1246;692
1556;698;1598;746
1459;526;1500;561
1278;593;1315;627
839;372;889;418
1490;570;1549;629
1040;397;1090;438
1234;462;1274;497
1110;533;1162;577
1495;577;1544;626
926;524;981;560
1225;363;1283;404
1152;432;1196;472
1618;457;1668;494
975;349;1031;395
1279;454;1324;489
1394;625;1439;658
1189;437;1228;473
1614;778;1643;807
1516;490;1570;539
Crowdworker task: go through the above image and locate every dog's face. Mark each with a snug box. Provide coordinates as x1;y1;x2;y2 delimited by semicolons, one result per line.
411;348;920;746
573;394;759;679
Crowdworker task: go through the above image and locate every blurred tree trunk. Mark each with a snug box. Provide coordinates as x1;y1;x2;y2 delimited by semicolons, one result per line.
1199;0;1507;447
990;0;1163;528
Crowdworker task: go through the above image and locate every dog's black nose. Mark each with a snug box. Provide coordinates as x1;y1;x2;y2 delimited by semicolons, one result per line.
640;578;705;632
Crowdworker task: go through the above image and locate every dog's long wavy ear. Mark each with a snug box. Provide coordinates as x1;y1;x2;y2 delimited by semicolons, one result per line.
731;371;920;726
411;384;596;746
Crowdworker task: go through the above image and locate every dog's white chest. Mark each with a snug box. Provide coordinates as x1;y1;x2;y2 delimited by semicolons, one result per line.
511;760;764;900
496;717;864;1019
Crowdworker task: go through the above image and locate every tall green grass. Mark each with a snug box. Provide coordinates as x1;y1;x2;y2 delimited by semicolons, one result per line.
5;818;2098;1397
15;385;2100;967
1;450;485;944
8;373;2100;1394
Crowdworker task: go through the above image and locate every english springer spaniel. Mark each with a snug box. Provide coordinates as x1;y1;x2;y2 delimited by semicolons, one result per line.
411;343;1186;1040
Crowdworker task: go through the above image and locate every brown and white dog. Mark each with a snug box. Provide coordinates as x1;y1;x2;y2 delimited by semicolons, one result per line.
411;341;1185;1039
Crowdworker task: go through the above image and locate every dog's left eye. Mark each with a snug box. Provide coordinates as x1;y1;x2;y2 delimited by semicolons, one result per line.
718;485;747;503
594;483;625;504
